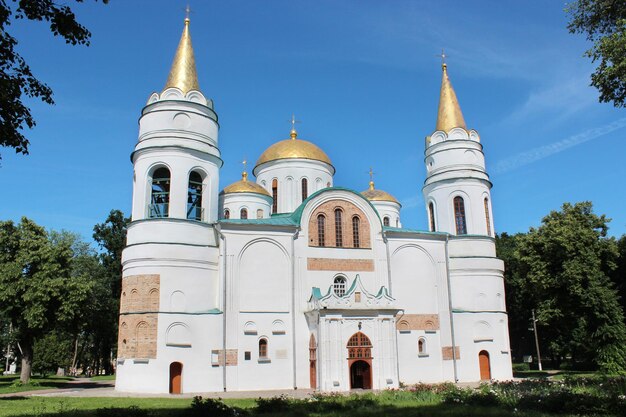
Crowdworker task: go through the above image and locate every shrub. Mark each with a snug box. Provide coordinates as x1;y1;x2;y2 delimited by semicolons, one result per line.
512;362;530;372
186;396;241;417
255;394;292;414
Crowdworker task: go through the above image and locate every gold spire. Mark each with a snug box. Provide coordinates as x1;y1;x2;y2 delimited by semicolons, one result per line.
369;167;375;190
435;63;467;132
163;14;200;94
289;114;300;140
241;159;248;181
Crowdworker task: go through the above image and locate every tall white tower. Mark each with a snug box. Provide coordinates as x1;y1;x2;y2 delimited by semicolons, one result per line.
421;63;512;382
422;63;494;237
116;17;225;394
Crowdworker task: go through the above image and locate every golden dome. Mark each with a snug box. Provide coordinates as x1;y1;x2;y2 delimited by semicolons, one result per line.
361;181;400;205
222;172;271;197
254;129;332;169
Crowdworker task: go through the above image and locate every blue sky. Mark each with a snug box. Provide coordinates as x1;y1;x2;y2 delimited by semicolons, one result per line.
1;0;625;242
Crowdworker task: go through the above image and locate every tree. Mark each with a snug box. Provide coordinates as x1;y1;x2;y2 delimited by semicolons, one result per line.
567;0;626;107
0;218;94;382
515;202;626;372
0;0;108;160
91;209;129;374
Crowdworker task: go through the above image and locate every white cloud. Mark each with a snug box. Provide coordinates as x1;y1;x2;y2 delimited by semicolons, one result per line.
492;117;626;174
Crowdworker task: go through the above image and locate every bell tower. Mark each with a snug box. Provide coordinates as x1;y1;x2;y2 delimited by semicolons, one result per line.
422;63;494;236
116;16;224;394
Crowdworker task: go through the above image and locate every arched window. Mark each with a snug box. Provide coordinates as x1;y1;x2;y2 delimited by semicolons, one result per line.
333;276;347;297
396;218;399;227
259;338;268;358
240;208;248;219
484;197;491;236
352;216;360;248
272;179;278;213
454;196;467;235
335;209;343;247
418;338;426;354
187;171;203;221
429;202;436;231
383;216;390;227
347;332;372;359
150;167;170;218
301;178;308;202
257;209;263;219
224;209;230;219
317;214;326;247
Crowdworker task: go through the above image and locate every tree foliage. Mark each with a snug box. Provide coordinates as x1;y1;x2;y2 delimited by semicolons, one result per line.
497;202;626;372
0;0;108;160
567;0;626;107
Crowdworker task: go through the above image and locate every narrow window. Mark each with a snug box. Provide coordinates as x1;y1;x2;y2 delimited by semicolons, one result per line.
187;171;203;220
454;196;467;235
272;179;278;213
301;178;308;202
429;202;436;231
396;218;399;227
240;208;248;219
317;215;326;247
383;216;390;227
259;338;268;358
418;338;426;354
150;167;170;218
484;198;492;236
224;209;230;219
333;276;347;297
257;209;263;219
334;209;343;247
352;216;360;248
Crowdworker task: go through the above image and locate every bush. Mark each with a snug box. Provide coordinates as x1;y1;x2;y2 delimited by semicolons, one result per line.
255;394;292;413
512;362;530;372
186;396;241;417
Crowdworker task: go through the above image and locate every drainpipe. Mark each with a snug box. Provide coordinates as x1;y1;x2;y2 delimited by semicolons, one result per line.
291;227;300;389
383;231;400;384
444;234;458;382
217;226;227;392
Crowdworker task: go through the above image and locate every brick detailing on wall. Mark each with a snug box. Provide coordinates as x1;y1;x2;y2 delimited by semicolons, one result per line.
120;274;160;313
442;346;461;360
307;258;375;271
308;199;371;248
118;274;160;359
395;314;440;331
212;349;238;366
118;313;158;359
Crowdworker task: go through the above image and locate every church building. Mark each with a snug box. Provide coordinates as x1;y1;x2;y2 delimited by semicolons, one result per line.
115;17;513;394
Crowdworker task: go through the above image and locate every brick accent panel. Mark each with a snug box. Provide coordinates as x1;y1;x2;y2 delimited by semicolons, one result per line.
118;313;158;359
118;274;160;359
442;346;461;360
307;258;374;271
212;349;238;366
308;199;371;248
120;274;160;313
396;314;440;331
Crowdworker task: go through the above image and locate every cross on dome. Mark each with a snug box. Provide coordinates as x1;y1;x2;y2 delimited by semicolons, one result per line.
289;114;301;139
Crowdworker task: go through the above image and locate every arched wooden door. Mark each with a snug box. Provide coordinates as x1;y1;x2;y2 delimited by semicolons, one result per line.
169;362;183;394
309;334;317;389
479;350;491;380
347;332;372;389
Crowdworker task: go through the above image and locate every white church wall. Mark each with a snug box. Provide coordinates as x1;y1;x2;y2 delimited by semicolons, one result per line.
371;200;402;228
254;159;334;213
219;192;272;220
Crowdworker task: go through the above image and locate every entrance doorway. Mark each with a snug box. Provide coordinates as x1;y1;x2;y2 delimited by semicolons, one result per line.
479;350;491;380
347;332;372;389
350;360;371;389
169;362;183;394
309;334;317;389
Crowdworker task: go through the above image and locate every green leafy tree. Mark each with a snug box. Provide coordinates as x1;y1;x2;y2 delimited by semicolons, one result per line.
92;209;129;374
0;218;94;382
516;202;626;372
0;0;108;160
32;331;72;377
567;0;626;107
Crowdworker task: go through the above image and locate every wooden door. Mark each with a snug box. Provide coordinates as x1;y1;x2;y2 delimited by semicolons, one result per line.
479;351;491;380
350;360;371;389
169;362;182;394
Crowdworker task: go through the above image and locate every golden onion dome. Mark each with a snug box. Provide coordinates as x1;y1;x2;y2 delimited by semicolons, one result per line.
361;181;400;205
222;172;271;197
254;129;332;169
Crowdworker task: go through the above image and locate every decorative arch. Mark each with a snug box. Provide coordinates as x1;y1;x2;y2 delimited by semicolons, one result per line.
166;322;192;347
347;332;372;359
272;320;286;335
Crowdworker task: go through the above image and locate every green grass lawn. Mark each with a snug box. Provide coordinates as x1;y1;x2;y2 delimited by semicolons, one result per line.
0;375;76;395
88;375;115;382
0;396;596;417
